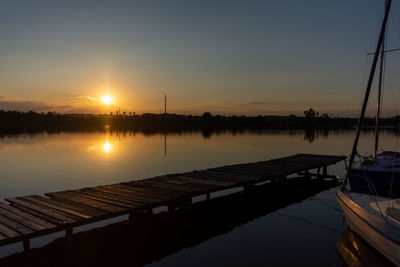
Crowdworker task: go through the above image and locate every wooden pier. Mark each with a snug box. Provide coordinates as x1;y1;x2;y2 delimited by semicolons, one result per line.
0;153;345;251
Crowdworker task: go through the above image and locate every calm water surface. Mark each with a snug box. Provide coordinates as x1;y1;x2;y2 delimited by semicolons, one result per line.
0;129;398;265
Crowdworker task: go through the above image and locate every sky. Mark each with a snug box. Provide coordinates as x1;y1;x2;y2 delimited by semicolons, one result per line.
1;0;400;116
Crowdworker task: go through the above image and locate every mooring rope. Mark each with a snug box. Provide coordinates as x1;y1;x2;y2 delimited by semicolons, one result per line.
275;211;343;234
283;180;343;213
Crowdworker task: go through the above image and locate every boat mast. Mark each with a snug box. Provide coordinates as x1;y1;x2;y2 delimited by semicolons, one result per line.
374;32;386;158
348;0;392;171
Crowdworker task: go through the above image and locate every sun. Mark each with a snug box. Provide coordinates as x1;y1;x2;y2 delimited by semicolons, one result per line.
102;95;112;105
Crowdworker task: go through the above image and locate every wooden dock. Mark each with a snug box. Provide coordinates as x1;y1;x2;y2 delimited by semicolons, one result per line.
0;153;345;251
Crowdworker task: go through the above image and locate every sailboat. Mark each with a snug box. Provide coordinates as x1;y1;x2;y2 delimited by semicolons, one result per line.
344;0;400;197
346;150;400;197
336;0;400;265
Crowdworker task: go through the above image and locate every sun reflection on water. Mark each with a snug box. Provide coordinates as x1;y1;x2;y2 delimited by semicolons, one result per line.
103;141;112;154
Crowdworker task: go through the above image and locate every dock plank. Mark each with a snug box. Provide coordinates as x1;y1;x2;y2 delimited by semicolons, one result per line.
201;170;263;182
106;184;171;202
213;166;270;178
180;172;252;185
6;203;63;226
29;196;106;217
46;192;125;213
6;198;75;224
0;206;46;231
69;190;140;208
162;178;218;191
16;197;82;221
140;177;218;192
0;214;33;235
0;203;57;229
132;180;196;194
118;182;188;199
0;232;6;240
87;187;158;206
23;196;92;219
0;223;20;238
170;176;235;187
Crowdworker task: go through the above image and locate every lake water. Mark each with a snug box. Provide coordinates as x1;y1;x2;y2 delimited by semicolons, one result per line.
0;129;398;265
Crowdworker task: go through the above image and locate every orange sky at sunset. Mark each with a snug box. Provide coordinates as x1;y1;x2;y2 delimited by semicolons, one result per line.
0;1;399;116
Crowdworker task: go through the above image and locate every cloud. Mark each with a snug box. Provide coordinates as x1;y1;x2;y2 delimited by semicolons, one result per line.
0;99;106;114
239;101;271;106
75;95;98;102
193;101;219;107
0;93;119;114
0;101;53;112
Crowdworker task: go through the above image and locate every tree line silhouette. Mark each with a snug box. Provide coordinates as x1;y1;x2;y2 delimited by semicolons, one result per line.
0;109;399;134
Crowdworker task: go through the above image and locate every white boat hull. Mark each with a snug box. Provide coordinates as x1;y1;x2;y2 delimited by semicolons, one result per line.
336;190;400;266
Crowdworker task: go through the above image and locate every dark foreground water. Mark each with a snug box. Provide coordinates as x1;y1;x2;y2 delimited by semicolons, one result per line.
0;129;398;265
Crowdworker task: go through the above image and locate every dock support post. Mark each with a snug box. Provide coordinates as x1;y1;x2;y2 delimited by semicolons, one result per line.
279;175;287;181
168;198;192;211
65;227;73;247
206;193;210;200
298;171;311;179
168;205;175;213
323;166;327;178
244;184;254;193
23;239;30;252
129;210;150;224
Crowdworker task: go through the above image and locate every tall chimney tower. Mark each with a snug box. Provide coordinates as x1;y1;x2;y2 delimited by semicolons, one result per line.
164;93;167;114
